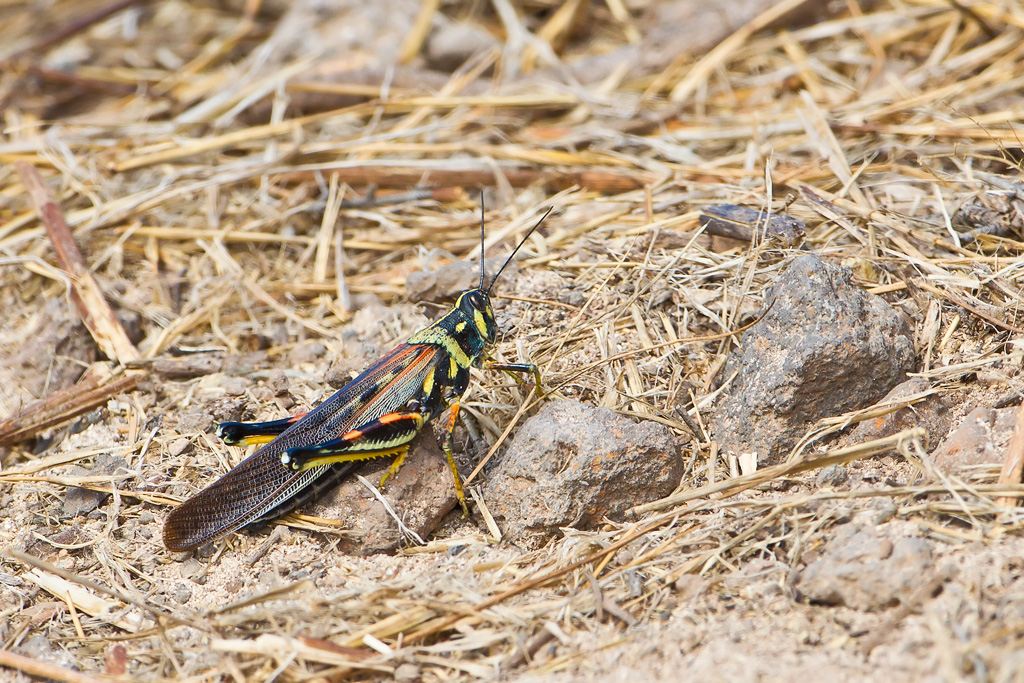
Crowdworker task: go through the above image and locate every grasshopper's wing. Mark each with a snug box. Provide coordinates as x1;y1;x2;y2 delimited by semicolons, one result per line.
163;343;444;551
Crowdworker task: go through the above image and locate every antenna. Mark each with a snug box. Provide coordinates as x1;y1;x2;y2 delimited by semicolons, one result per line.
486;207;553;295
479;191;486;290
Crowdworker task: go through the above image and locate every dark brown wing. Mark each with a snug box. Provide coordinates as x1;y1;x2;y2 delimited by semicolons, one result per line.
163;343;443;551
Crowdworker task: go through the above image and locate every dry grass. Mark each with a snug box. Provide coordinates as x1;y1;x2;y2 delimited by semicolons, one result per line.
2;0;1024;680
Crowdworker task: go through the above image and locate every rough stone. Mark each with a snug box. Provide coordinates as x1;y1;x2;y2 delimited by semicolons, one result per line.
16;633;79;671
168;438;192;458
174;583;192;604
425;19;499;72
310;431;458;555
849;378;953;447
287;341;327;367
61;453;130;519
219;375;251;396
393;663;421;682
709;254;915;466
482;399;682;549
931;406;1018;471
794;523;932;611
814;464;848;488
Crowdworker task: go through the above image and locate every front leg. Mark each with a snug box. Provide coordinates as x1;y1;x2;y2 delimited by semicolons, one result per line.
486;361;543;397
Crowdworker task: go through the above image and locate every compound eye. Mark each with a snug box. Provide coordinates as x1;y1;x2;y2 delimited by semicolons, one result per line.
468;292;484;308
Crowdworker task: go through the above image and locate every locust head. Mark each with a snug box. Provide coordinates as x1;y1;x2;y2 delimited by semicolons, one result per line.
457;288;498;344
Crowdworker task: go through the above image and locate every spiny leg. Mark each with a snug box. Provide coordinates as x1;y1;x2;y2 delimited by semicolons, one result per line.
441;397;470;517
378;445;409;488
485;361;543;397
217;413;307;446
280;410;425;490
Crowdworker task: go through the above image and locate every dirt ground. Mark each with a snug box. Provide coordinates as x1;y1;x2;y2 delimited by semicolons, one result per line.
3;0;1024;681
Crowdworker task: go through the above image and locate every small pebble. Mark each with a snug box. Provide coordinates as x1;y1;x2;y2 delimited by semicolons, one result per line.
174;583;192;604
180;558;204;580
168;438;192;457
394;663;420;682
220;376;250;396
815;464;848;488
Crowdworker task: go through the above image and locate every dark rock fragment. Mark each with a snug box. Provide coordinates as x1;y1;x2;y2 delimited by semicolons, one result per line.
700;204;805;247
932;406;1017;471
849;378;952;447
61;453;130;519
709;254;915;466
482;399;681;549
310;431;457;555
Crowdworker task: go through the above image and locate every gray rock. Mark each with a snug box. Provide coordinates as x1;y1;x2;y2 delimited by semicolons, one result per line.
16;633;78;670
814;464;849;488
849;378;952;447
482;400;682;549
932;406;1017;471
394;662;421;682
794;524;932;611
174;583;192;604
61;453;130;519
310;431;457;555
287;341;327;367
709;254;915;465
425;20;499;72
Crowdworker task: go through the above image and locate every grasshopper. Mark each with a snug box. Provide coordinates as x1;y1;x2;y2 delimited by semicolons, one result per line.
163;208;549;551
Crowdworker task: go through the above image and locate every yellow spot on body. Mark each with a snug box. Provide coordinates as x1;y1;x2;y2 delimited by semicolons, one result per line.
474;310;487;336
449;357;459;378
422;367;435;397
455;321;467;332
439;336;470;366
408;320;471;366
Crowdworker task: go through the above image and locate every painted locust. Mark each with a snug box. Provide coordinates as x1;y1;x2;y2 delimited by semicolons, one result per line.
163;208;549;551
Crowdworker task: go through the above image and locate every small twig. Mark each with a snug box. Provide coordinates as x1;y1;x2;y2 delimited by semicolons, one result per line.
628;428;927;518
502;627;556;671
398;0;440;64
4;0;153;63
15;162;139;363
0;365;137;446
5;549;204;631
277;165;651;194
356;475;426;546
0;648;106;683
13;64;139;96
585;569;604;622
996;402;1024;507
